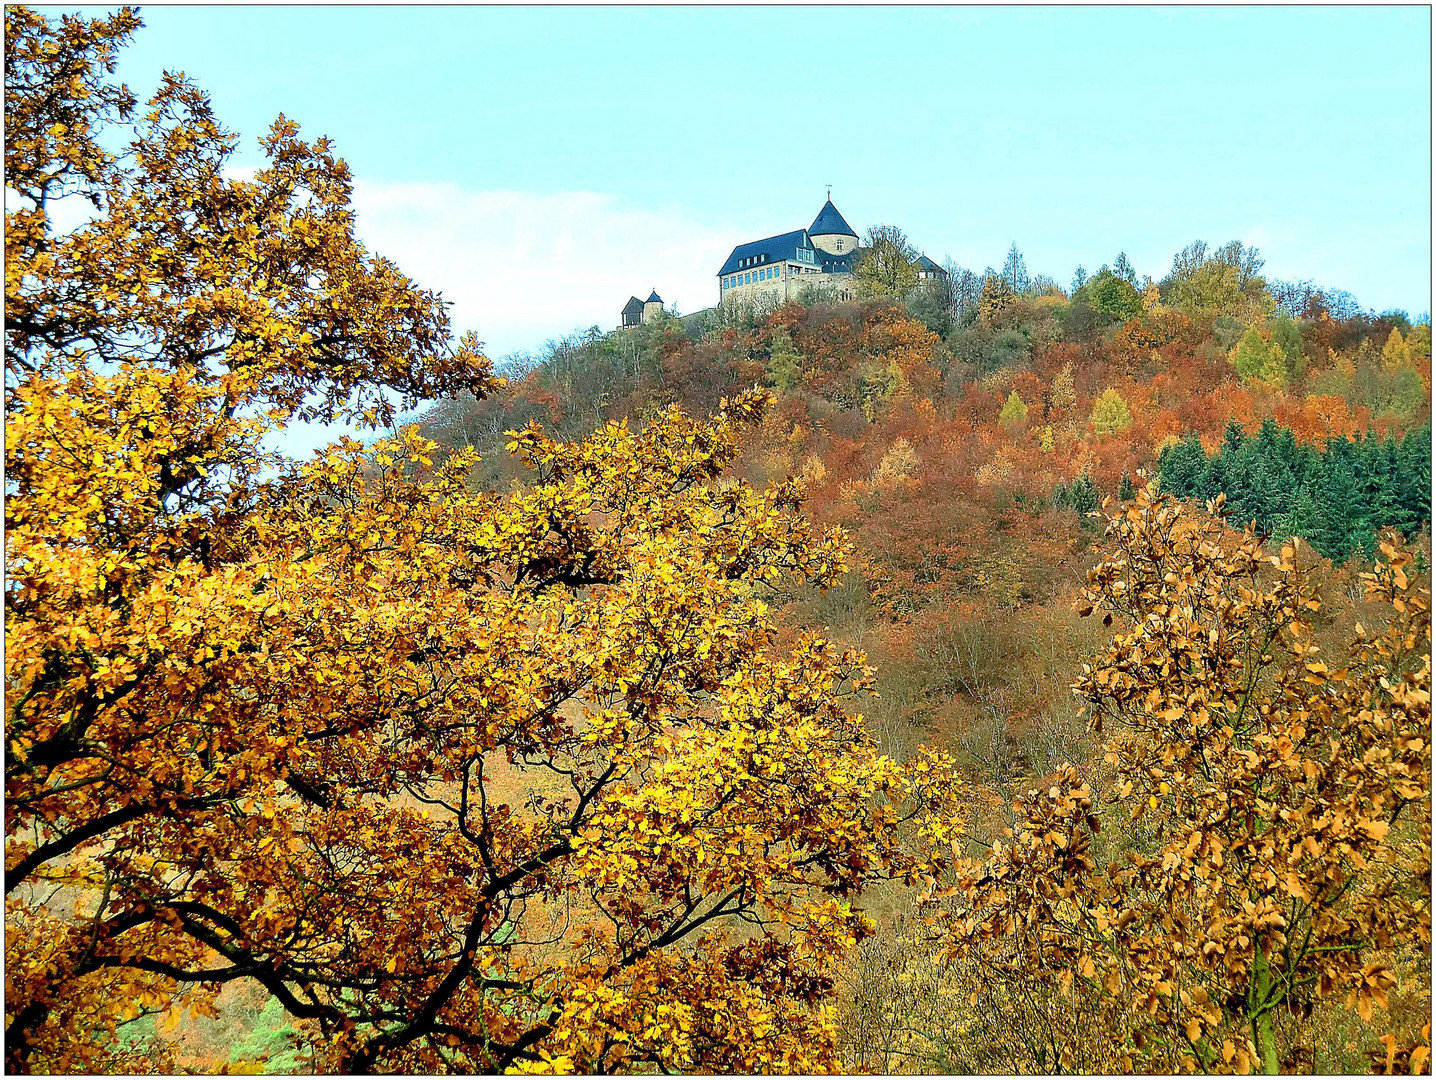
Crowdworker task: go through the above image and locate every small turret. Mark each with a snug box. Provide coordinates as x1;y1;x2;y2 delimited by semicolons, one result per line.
808;199;858;256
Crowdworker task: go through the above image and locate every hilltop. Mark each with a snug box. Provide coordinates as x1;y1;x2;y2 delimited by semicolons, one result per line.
416;233;1431;799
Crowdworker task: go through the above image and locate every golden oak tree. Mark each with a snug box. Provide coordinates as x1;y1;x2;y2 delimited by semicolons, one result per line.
925;484;1430;1074
5;9;964;1073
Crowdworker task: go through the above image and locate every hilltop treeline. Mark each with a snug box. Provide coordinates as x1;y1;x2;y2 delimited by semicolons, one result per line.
417;234;1431;563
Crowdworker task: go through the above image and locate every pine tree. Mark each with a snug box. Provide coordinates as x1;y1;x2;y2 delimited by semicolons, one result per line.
1158;435;1207;499
1156;420;1428;559
1003;243;1030;295
1069;472;1102;517
1396;426;1432;534
1309;441;1365;562
1221;419;1247;456
1277;487;1324;549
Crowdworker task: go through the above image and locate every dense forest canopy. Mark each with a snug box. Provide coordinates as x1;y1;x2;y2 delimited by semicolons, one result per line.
5;7;1430;1076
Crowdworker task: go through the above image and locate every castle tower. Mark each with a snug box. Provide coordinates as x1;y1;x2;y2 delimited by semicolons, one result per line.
807;199;859;256
642;290;664;324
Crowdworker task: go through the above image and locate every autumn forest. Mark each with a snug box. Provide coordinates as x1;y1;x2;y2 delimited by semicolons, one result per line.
5;8;1431;1076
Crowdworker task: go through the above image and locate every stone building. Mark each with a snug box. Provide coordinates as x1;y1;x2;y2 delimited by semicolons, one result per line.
619;199;946;325
620;289;665;330
916;254;949;282
716;199;862;308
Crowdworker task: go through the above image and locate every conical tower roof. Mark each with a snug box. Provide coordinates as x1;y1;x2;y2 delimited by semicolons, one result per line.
809;199;857;239
646;290;663;304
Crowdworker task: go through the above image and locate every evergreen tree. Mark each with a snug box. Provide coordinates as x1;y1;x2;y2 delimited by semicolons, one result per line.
1309;441;1365;561
1156;419;1429;563
1358;431;1403;536
1003;243;1030;295
1277;488;1324;549
1158;435;1207;499
1069;472;1102;517
1396;426;1432;532
1221;419;1247;456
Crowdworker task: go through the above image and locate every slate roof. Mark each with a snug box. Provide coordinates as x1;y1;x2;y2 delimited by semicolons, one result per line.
621;296;645;316
646;290;663;304
915;254;947;275
717;229;815;277
808;199;858;238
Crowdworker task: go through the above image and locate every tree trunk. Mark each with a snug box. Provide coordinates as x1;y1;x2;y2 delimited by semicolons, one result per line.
1249;944;1281;1074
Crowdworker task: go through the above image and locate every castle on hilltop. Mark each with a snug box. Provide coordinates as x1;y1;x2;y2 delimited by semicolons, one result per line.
717;198;863;307
619;196;947;328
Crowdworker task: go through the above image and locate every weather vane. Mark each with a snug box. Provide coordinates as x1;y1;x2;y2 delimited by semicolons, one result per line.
826;184;832;201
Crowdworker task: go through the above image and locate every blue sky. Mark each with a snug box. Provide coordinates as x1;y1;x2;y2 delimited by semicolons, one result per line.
104;4;1430;450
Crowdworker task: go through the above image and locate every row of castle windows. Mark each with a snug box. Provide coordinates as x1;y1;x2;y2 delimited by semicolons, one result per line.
721;262;827;291
723;265;780;290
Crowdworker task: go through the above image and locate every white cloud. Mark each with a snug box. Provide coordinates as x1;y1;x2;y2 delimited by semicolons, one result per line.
349;182;744;362
11;179;751;460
